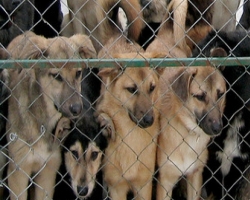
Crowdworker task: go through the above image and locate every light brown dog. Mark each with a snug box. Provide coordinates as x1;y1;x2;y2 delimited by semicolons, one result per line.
156;51;226;199
61;0;143;53
96;52;163;200
96;2;165;198
6;31;96;200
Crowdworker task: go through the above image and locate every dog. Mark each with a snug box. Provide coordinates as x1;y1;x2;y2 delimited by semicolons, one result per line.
53;114;111;200
61;0;143;53
96;2;165;198
156;51;226;200
5;31;96;200
145;0;214;57
96;51;164;200
193;30;250;199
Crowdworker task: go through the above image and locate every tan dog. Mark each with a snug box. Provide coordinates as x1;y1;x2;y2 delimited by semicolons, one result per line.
6;31;96;200
96;52;163;200
156;55;226;199
146;0;214;57
61;0;143;53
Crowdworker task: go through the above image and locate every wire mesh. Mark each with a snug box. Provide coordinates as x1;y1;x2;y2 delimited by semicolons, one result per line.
0;0;250;200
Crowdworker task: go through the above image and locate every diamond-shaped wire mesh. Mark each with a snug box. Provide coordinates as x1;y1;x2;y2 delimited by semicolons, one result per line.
0;0;250;200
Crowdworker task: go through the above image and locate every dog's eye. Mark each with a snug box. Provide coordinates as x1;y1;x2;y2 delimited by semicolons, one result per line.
71;150;79;160
126;86;137;94
149;84;155;93
51;73;63;82
217;91;224;99
91;151;99;161
76;70;82;79
193;93;206;101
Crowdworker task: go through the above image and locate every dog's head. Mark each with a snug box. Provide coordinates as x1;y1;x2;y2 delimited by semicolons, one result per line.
205;46;250;112
98;52;164;128
63;117;109;199
7;32;98;119
36;63;83;119
171;65;226;136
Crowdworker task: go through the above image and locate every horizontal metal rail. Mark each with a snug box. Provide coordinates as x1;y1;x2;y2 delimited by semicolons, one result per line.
0;57;249;69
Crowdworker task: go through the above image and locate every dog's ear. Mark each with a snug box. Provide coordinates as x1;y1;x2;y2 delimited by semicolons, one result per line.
144;52;166;76
210;47;227;57
210;47;227;71
171;67;197;102
28;48;48;59
98;66;122;82
97;113;115;141
0;48;9;59
79;46;97;59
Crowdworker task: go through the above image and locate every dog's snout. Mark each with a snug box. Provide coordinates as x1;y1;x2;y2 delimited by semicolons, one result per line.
210;119;223;135
138;114;154;128
77;185;88;197
70;103;82;116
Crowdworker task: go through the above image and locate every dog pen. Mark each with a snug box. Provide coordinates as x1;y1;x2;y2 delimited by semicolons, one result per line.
0;0;250;200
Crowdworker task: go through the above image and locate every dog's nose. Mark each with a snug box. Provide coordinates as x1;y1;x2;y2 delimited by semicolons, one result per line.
70;103;82;116
77;185;88;196
211;120;223;135
140;114;154;128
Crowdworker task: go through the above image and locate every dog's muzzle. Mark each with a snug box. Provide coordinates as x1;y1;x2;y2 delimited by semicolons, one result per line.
129;112;154;129
195;108;223;136
70;103;82;116
77;185;88;197
198;115;223;136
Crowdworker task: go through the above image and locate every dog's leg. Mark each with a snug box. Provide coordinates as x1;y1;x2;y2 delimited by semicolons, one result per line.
134;179;152;200
8;161;31;200
186;167;203;200
34;153;61;200
108;180;129;200
156;164;181;200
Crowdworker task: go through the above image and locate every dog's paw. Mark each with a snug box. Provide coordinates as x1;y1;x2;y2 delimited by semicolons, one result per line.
54;117;71;143
97;113;115;141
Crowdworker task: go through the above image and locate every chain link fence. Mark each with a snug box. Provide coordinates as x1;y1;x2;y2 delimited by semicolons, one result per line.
0;0;250;200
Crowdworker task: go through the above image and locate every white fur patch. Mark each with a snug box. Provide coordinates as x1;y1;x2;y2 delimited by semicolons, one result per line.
216;113;247;176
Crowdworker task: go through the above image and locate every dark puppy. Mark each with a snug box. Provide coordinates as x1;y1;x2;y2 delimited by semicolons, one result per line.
53;116;108;200
193;30;250;199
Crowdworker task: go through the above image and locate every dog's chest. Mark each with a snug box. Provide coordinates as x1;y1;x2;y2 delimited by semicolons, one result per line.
165;130;210;174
